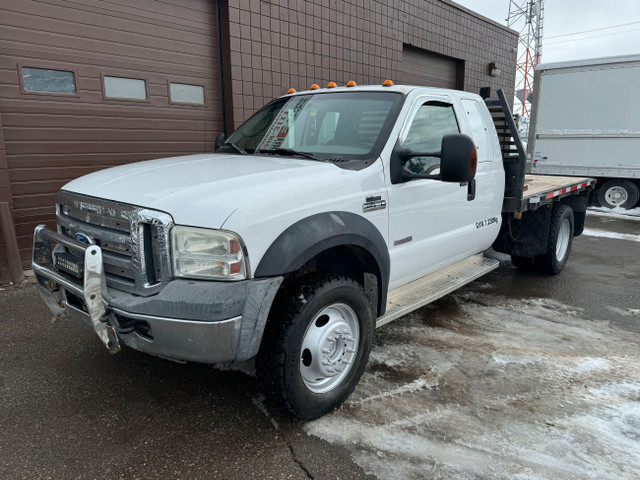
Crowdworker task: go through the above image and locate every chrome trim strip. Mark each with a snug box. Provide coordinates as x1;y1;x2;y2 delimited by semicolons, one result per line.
110;307;241;326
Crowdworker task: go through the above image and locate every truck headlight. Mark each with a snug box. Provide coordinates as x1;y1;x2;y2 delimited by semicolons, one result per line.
171;226;247;280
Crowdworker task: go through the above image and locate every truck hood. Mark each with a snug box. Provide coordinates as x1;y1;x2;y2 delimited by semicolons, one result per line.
63;153;343;227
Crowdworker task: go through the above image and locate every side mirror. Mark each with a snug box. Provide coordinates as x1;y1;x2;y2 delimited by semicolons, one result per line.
390;133;477;184
214;133;226;151
439;134;477;183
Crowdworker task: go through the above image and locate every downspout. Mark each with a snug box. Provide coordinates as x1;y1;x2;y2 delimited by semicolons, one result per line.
216;0;228;136
0;202;24;284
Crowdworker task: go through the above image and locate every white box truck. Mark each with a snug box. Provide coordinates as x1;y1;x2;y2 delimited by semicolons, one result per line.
528;55;640;208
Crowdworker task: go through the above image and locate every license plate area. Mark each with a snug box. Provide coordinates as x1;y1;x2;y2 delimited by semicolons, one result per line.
55;251;84;279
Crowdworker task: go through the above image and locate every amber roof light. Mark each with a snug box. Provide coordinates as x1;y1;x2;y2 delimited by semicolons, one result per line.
327;82;337;88
287;88;297;94
346;80;357;87
382;79;394;87
309;83;320;90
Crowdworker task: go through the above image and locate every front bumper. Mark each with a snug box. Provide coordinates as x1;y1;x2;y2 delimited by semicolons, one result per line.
32;225;282;363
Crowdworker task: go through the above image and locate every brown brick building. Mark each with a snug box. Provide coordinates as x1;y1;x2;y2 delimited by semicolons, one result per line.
0;0;517;283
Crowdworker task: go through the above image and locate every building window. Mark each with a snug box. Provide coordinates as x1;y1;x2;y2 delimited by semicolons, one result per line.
21;67;76;94
103;76;147;100
169;82;205;105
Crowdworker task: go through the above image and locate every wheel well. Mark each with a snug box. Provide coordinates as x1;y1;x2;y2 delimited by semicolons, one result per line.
280;245;384;316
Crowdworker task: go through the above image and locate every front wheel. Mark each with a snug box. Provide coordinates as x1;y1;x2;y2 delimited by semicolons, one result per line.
536;204;574;274
256;276;374;420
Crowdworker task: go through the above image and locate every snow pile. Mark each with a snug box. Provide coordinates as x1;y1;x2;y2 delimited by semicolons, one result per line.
305;292;640;480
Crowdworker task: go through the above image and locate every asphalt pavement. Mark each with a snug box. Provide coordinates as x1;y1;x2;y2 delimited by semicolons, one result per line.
1;209;638;479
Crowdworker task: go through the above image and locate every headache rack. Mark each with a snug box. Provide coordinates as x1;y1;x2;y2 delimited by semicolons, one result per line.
484;88;528;213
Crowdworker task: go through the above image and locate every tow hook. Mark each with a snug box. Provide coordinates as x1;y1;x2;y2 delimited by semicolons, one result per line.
106;324;121;355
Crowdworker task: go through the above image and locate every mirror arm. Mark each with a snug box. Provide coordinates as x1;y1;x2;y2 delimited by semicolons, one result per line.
398;149;441;160
401;173;441;181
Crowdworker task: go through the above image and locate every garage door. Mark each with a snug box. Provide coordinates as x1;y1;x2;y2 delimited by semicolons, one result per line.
399;45;462;89
0;0;223;266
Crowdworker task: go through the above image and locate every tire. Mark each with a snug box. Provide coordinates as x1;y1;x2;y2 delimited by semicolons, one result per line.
536;204;574;274
510;254;537;270
597;180;640;209
256;276;374;420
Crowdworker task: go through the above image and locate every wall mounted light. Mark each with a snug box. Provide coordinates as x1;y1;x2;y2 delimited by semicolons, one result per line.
489;62;501;77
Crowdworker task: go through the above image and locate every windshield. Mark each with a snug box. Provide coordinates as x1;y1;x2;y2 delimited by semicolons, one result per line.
219;92;404;163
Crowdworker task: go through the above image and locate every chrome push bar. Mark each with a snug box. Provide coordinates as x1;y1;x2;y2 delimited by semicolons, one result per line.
32;225;120;354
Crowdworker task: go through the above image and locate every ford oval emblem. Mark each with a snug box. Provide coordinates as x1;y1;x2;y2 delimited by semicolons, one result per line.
75;232;93;245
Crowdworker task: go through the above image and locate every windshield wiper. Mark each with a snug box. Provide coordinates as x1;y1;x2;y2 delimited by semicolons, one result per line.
260;148;321;161
224;141;248;155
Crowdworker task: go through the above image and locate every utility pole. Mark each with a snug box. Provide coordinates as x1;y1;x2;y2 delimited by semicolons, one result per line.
507;0;545;116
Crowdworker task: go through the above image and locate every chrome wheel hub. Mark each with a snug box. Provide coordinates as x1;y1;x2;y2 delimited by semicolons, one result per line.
300;303;360;394
556;218;570;262
605;186;628;206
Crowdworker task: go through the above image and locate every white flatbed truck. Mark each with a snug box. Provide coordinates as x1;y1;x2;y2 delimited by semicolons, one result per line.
528;55;640;209
33;83;594;419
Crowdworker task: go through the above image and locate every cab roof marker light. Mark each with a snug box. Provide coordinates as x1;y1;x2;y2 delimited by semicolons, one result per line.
346;80;357;87
309;84;320;90
382;79;394;87
287;88;297;94
327;82;337;88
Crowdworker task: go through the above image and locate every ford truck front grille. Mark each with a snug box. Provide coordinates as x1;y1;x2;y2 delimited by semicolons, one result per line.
55;191;173;296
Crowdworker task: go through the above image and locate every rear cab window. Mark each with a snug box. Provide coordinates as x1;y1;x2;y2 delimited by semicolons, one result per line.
460;98;496;163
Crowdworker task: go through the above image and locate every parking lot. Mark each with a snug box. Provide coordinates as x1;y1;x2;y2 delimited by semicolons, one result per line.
1;209;639;479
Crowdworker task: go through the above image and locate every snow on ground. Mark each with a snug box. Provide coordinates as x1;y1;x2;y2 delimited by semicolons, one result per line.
588;206;640;221
582;229;640;242
305;291;640;479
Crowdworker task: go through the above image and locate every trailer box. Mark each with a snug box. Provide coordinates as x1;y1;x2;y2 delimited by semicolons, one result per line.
528;55;640;208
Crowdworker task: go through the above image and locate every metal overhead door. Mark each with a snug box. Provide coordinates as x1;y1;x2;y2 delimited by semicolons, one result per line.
0;0;222;266
399;45;462;89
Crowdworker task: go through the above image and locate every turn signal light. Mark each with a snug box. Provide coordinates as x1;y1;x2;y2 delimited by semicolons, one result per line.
310;84;319;90
346;80;357;87
287;88;296;94
382;79;394;87
327;82;337;88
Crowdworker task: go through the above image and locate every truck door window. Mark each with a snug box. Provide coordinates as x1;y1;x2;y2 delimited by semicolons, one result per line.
404;102;459;175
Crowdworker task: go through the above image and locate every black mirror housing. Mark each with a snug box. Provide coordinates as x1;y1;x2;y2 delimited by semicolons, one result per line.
439;134;477;183
214;133;226;151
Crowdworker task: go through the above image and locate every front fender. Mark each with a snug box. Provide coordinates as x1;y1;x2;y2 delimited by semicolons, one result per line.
254;212;390;315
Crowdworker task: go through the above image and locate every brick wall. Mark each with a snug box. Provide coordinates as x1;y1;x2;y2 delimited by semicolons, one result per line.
224;0;518;127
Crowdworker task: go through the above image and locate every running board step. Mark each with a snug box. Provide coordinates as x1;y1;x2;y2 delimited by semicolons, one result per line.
376;254;499;328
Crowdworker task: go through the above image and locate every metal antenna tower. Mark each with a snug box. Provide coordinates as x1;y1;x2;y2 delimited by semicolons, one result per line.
507;0;545;116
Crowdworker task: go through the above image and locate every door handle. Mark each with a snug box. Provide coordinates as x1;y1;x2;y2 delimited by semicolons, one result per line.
467;179;476;201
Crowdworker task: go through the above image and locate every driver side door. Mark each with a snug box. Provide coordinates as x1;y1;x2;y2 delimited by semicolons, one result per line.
386;96;477;290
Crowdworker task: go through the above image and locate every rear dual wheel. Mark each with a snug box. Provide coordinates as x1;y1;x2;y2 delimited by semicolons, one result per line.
256;276;374;420
511;204;574;275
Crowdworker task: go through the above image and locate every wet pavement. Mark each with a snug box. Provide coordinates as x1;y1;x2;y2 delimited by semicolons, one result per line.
1;209;638;479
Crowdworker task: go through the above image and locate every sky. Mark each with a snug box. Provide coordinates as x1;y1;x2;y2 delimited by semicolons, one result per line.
453;0;640;64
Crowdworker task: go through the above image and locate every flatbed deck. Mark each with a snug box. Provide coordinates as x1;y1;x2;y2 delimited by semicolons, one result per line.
519;174;596;211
